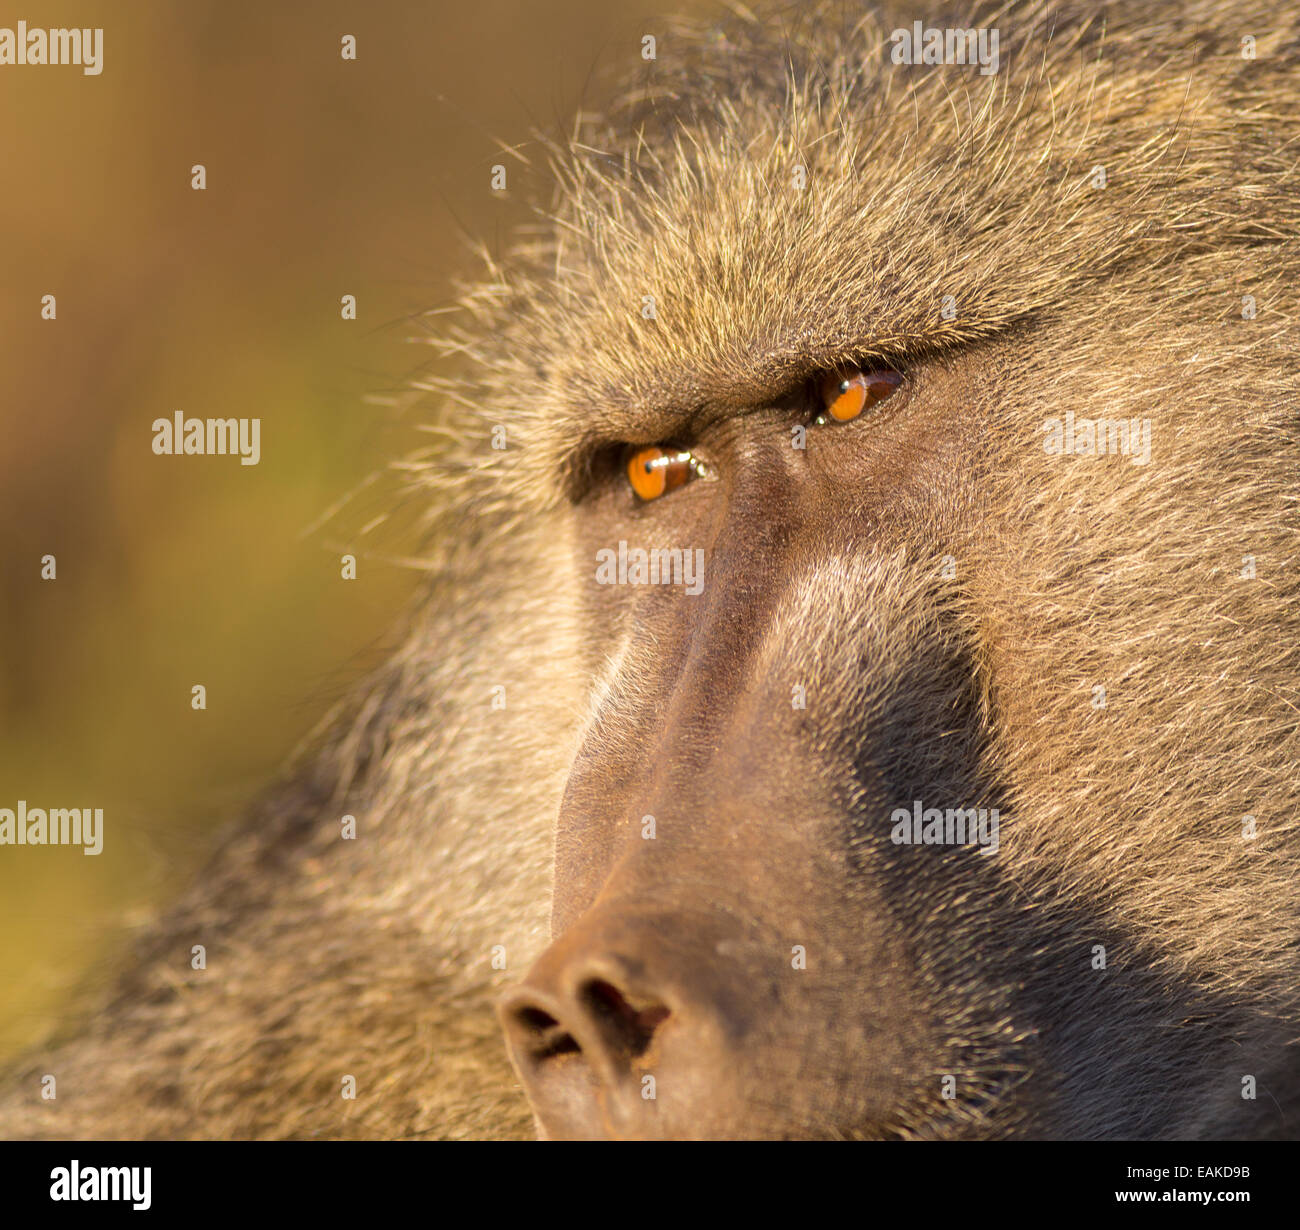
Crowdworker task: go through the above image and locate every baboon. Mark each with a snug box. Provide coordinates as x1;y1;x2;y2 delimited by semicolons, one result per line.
2;0;1297;1141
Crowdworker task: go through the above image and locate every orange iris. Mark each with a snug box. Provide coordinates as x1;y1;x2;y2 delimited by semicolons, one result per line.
628;446;695;501
819;365;902;422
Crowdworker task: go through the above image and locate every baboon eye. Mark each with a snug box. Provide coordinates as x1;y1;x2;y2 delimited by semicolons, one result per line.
816;365;903;424
626;446;706;501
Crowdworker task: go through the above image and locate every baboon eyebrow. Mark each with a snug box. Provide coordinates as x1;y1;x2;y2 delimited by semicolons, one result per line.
557;342;911;451
551;348;887;502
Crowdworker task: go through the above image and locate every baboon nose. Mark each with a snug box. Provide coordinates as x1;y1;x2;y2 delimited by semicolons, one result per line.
504;975;671;1066
496;904;748;1133
498;960;674;1140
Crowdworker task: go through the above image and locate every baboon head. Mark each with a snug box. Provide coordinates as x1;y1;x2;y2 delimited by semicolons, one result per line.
485;0;1300;1139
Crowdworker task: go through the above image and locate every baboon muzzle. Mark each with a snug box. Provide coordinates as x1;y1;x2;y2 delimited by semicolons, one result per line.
497;904;759;1141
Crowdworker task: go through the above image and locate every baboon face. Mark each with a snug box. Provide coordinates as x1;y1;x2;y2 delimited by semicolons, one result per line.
495;2;1299;1140
501;356;997;1140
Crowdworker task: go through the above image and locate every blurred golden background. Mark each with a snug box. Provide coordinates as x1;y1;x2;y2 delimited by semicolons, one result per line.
0;0;703;1060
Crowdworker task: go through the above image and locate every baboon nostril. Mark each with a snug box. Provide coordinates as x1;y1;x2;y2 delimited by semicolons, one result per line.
512;1004;581;1061
501;974;672;1078
580;979;670;1059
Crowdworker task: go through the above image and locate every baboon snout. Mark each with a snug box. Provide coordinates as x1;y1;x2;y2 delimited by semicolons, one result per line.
497;906;754;1140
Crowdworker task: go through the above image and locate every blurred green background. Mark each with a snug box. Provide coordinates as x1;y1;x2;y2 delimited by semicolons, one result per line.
0;0;702;1060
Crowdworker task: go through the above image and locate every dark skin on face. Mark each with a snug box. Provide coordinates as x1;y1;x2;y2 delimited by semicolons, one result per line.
498;353;1017;1140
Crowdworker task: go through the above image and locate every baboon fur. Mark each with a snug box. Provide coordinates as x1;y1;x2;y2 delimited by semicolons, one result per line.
2;0;1297;1139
